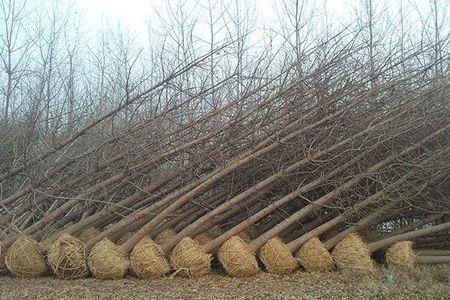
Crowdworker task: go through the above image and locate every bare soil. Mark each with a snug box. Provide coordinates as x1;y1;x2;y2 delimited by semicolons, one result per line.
1;265;449;299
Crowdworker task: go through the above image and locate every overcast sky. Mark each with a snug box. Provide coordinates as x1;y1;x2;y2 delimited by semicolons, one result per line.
67;0;391;41
61;0;440;48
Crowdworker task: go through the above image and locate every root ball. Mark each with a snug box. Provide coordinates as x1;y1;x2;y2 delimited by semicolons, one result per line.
88;238;128;279
130;237;169;278
218;236;259;277
47;234;89;279
332;234;373;271
386;241;415;268
259;237;298;274
295;237;334;272
5;236;46;277
170;237;211;277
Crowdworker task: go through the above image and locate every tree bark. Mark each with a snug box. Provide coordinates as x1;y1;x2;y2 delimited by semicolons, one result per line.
249;123;450;251
415;256;450;264
368;221;450;253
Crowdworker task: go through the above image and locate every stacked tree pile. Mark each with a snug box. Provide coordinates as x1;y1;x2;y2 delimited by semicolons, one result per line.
0;43;450;279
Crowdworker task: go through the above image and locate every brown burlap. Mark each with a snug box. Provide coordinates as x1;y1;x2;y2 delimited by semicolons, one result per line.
218;236;259;277
130;236;170;278
47;234;89;279
386;241;415;268
5;236;46;277
87;238;129;279
170;237;211;277
259;237;298;274
332;234;374;271
295;237;334;272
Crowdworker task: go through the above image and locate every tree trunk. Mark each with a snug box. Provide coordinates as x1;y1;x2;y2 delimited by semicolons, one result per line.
248;123;450;251
117;85;356;253
368;221;450;253
416;250;450;256
415;256;450;264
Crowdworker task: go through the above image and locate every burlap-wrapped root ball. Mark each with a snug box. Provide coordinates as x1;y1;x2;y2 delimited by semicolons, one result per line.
259;237;298;274
218;236;260;277
78;227;99;243
47;234;89;279
386;241;415;268
170;237;211;277
296;237;334;272
154;228;176;245
88;238;128;279
130;237;170;278
194;232;213;245
332;234;374;271
5;236;46;277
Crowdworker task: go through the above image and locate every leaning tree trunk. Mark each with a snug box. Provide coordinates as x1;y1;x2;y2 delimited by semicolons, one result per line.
415;256;450;264
367;221;450;253
285;146;450;252
0;50;217;183
114;85;359;254
160;110;400;254
6;120;229;248
196;116;438;254
247;123;450;252
378;213;445;240
163;88;438;253
416;250;450;256
12;73;303;249
40;132;239;246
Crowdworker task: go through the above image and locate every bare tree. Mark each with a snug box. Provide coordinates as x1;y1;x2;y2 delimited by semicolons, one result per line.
0;0;32;124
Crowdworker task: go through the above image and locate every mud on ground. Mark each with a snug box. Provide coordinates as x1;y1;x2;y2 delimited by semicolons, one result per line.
1;265;449;299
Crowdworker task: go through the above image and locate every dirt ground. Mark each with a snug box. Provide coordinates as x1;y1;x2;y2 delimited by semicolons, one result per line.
1;265;449;300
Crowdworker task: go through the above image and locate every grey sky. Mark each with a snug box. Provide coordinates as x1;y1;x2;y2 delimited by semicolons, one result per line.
67;0;437;48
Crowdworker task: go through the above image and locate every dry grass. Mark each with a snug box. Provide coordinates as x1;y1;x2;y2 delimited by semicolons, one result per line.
208;226;223;238
194;232;213;245
0;242;7;274
0;265;448;299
